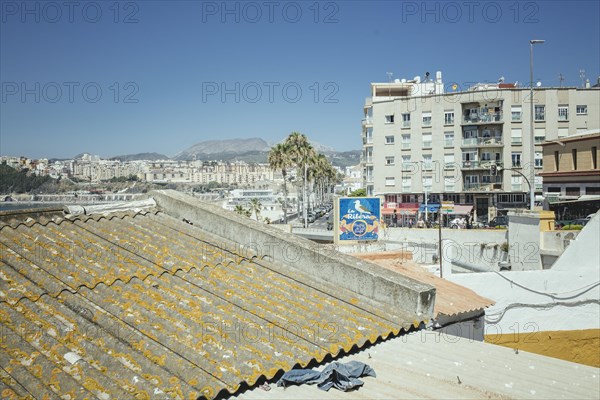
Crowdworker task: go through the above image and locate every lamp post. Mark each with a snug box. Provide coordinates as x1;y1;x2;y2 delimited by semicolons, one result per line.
529;39;545;211
499;167;532;208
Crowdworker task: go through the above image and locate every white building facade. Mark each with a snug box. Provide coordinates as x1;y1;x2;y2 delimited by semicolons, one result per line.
362;72;600;220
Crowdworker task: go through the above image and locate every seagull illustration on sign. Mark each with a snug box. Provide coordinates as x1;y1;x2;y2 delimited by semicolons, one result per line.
354;200;372;214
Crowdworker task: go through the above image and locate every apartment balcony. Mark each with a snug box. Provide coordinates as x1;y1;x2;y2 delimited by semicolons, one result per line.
462;160;480;169
463;182;503;192
362;117;373;127
462;160;503;170
462;110;503;125
364;157;373;164
402;121;411;128
461;137;504;148
366;175;374;183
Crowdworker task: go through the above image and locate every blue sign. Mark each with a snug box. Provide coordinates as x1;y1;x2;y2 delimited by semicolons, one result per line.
338;197;381;241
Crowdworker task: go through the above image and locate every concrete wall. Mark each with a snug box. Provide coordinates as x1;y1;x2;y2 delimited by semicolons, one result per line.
507;211;543;270
338;227;508;270
151;190;436;319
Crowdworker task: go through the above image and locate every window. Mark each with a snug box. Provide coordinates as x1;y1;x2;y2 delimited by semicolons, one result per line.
365;128;373;144
422;112;432;126
422;155;432;170
385;177;395;186
511;129;522;144
402;155;411;171
385;156;395;166
554;150;559;171
401;134;411;149
364;147;372;162
423;176;433;191
558;128;569;138
534;105;545;121
385;135;395;144
511;106;522;121
511;152;522;168
422;133;432;148
558;105;568;121
444;131;454;147
592;147;598;169
465;175;479;189
566;187;580;196
444;153;455;169
444;111;454;125
511;175;522;191
572;149;577;170
535;151;543;168
402;176;411;191
385;114;395;124
402;113;411;127
534;128;546;144
576;105;588;115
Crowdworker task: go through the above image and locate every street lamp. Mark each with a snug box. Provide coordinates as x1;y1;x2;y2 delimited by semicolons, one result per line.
498;166;532;208
529;39;545;211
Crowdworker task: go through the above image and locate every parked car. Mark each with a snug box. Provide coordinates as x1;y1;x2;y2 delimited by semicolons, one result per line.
488;215;509;228
326;214;334;230
450;217;466;229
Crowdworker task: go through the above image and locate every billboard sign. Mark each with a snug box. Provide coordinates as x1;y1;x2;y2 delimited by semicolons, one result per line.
338;197;381;241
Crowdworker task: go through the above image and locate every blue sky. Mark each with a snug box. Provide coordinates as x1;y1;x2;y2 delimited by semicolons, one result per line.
1;0;599;158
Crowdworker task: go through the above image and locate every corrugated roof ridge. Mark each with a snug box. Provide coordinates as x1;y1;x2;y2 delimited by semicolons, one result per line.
0;208;150;231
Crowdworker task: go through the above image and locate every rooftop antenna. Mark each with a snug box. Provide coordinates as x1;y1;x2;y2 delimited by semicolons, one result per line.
498;76;505;83
558;73;565;87
579;69;586;88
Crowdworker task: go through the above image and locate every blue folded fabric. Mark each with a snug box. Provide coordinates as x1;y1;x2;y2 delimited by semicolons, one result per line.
276;361;376;391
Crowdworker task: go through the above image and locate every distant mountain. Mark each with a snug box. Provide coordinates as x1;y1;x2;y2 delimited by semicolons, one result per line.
110;152;169;161
174;138;270;160
172;137;360;167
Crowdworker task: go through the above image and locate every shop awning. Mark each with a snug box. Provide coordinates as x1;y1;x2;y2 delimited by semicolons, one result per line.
451;205;473;215
382;207;418;215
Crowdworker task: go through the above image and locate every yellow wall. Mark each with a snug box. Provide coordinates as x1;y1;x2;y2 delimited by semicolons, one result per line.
485;329;600;368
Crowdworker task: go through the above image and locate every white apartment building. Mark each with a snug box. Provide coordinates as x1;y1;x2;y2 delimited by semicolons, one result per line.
362;71;600;219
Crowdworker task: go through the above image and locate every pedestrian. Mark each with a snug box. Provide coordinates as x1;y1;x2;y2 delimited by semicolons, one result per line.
392;209;398;227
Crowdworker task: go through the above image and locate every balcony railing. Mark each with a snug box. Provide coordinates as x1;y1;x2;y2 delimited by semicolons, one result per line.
444;140;454;147
366;176;374;183
463;110;503;124
462;137;503;147
402;143;411;149
462;160;480;168
402;121;411;128
362;117;373;126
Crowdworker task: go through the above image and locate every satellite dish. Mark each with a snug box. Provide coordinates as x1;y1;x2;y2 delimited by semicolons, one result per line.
536;81;542;87
452;84;458;91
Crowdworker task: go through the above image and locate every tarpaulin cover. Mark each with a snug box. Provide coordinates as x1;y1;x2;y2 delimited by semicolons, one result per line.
276;361;376;391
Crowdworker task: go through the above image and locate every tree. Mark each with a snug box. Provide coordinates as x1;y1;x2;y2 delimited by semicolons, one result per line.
349;188;366;197
285;132;316;227
249;198;262;222
268;142;293;223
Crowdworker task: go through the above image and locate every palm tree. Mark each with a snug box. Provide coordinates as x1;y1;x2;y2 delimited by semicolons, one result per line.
268;142;293;223
234;205;246;215
285;132;316;227
249;198;262;222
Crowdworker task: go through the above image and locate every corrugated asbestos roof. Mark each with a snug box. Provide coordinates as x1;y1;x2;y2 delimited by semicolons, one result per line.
352;252;494;318
0;210;419;399
234;330;600;399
